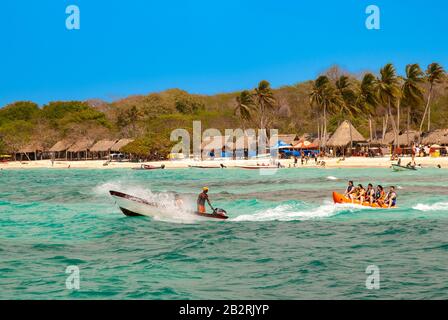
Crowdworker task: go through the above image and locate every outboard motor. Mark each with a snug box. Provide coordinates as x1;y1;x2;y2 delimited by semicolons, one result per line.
213;208;228;217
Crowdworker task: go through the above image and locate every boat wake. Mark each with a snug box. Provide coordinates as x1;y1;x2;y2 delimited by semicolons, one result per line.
413;202;448;212
231;201;372;222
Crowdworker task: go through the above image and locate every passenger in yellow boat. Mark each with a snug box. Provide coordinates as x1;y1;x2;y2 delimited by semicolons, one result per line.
366;184;375;205
384;186;398;208
355;184;366;204
344;181;356;198
375;185;386;206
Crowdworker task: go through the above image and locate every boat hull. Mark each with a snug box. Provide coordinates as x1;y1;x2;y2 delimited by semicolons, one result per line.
332;192;395;209
392;164;417;172
109;190;229;219
237;166;278;170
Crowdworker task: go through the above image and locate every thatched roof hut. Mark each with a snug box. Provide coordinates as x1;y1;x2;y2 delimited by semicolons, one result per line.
422;129;448;145
395;130;420;146
18;142;44;154
369;131;395;146
49;140;74;152
327;121;366;147
111;139;135;152
277;134;300;145
67;139;94;153
90;139;119;152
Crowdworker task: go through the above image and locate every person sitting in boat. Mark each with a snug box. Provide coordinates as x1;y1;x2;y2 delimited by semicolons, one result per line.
375;185;386;206
344;181;356;198
354;184;366;204
197;187;213;214
384;186;398;208
366;184;376;205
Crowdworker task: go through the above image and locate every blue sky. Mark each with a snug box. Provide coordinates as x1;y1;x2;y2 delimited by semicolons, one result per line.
0;0;447;106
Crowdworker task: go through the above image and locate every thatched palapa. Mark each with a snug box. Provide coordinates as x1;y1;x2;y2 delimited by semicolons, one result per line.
18;142;44;154
395;130;420;146
422;129;448;145
90;139;119;152
277;134;300;145
67;139;94;153
49;140;74;152
326;121;366;147
111;139;135;152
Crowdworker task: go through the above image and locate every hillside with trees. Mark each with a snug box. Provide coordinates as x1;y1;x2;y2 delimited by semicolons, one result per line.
0;63;447;156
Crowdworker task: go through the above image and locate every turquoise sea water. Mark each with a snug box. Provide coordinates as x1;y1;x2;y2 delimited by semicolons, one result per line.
1;167;448;299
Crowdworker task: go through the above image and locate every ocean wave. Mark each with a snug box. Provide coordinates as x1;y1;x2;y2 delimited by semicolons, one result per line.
413;202;448;212
231;202;372;222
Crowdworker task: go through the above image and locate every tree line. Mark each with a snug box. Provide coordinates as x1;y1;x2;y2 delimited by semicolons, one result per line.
1;63;447;156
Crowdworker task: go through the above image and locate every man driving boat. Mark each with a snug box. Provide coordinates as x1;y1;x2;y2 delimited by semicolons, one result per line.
197;187;214;214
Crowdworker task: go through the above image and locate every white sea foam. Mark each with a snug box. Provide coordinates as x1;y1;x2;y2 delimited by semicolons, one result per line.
326;176;339;181
231;201;371;222
413;202;448;212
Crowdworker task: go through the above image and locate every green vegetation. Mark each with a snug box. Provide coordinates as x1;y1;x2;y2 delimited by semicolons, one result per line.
0;63;446;157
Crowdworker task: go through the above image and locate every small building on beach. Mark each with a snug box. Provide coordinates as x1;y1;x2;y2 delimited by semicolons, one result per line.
422;129;448;146
326;120;367;156
49;139;74;160
111;139;135;153
277;134;300;146
90;139;119;159
17;142;45;161
67;139;95;160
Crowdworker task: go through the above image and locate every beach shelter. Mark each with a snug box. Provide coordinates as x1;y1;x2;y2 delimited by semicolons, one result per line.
90;139;119;159
422;129;448;146
49;139;74;160
67;139;95;160
17;142;45;161
111;139;135;152
326;120;366;155
293;140;319;149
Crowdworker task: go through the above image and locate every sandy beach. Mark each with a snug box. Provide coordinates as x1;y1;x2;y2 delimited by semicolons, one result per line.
1;156;447;170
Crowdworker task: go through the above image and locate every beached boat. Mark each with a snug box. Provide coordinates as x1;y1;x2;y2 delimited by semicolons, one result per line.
109;190;228;220
392;164;417;172
332;192;396;209
133;164;166;170
189;164;225;169
237;165;279;170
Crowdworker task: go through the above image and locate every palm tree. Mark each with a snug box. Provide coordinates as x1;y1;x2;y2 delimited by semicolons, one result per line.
419;63;446;133
235;90;255;125
377;63;401;148
310;76;341;148
356;73;379;140
400;64;424;139
254;80;277;130
335;75;360;116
